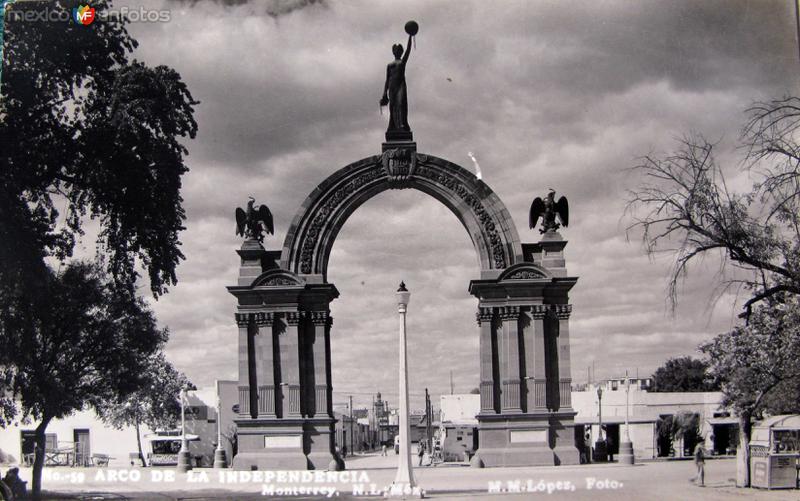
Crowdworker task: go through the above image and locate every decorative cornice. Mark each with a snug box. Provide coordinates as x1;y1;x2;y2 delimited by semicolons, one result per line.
285;311;302;326
498;306;520;321
309;311;330;326
552;304;572;319
476;307;494;325
530;305;549;319
254;312;274;327
235;312;251;327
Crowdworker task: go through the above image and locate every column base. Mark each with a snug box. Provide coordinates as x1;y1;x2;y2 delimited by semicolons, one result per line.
232;418;307;470
475;413;553;467
618;441;635;465
550;412;581;465
474;411;580;467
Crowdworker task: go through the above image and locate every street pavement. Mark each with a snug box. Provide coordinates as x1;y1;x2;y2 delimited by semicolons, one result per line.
13;446;799;500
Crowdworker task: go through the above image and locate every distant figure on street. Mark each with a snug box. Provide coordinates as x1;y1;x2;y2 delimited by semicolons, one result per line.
606;436;614;462
381;443;387;456
342;444;347;458
417;440;426;466
692;443;705;486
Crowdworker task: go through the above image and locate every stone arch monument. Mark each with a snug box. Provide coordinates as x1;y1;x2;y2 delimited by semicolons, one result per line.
228;23;580;470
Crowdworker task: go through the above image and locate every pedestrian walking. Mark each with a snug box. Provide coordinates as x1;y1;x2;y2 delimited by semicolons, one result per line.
417;440;426;466
691;443;705;487
381;443;387;456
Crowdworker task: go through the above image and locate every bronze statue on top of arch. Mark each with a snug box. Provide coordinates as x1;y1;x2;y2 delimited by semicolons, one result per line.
530;190;569;234
380;21;418;142
235;197;274;243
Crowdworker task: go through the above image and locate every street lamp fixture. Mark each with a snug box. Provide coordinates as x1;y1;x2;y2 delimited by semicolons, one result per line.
386;282;424;498
593;383;607;462
177;385;193;473
619;370;635;464
213;379;228;469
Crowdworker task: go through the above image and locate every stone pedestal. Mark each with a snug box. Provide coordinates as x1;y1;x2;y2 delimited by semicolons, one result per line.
618;441;635;464
213;448;228;469
474;414;554;467
232;418;308;470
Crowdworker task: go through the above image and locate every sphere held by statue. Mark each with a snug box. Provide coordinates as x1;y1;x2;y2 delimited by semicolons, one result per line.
405;20;419;36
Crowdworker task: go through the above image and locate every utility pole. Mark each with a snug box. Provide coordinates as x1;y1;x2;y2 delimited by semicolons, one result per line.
450;371;454;395
349;395;354;457
425;388;432;452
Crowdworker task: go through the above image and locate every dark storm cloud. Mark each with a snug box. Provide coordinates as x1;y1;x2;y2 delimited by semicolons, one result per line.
120;0;799;407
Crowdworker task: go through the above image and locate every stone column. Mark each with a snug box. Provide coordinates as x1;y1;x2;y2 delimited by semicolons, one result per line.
254;312;276;417
554;304;573;410
236;313;253;418
527;305;548;411
279;311;303;418
477;307;496;413
499;306;522;413
309;311;331;417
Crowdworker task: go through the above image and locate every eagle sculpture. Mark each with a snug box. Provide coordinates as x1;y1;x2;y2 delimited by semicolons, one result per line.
529;189;568;234
235;197;274;243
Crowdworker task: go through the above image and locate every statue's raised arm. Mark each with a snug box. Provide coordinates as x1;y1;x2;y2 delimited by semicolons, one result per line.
401;33;413;65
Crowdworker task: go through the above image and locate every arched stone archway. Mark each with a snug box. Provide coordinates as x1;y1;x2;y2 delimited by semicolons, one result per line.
228;141;580;470
280;149;523;280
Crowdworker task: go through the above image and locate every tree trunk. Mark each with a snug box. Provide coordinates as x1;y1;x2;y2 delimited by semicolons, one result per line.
31;415;52;501
736;412;752;487
135;418;148;467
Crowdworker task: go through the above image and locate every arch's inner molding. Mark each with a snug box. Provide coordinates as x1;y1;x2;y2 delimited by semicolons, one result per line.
280;153;523;279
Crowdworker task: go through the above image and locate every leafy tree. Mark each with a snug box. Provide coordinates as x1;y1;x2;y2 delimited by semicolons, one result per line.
1;1;197;497
651;356;718;392
0;263;168;496
654;411;701;457
626;97;800;317
700;294;800;486
1;0;197;297
95;353;191;467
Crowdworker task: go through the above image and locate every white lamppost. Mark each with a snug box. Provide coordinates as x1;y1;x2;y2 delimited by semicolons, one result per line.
619;370;635;464
213;379;228;468
176;386;193;473
386;282;424;498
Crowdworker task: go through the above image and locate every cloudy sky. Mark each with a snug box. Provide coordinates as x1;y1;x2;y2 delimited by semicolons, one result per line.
115;0;798;412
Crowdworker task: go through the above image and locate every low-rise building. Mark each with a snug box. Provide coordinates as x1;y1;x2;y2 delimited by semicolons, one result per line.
572;379;738;460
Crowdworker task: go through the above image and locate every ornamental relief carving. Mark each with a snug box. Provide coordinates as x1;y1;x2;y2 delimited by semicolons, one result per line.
299;164;384;274
297;157;509;274
414;163;506;268
506;270;545;280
